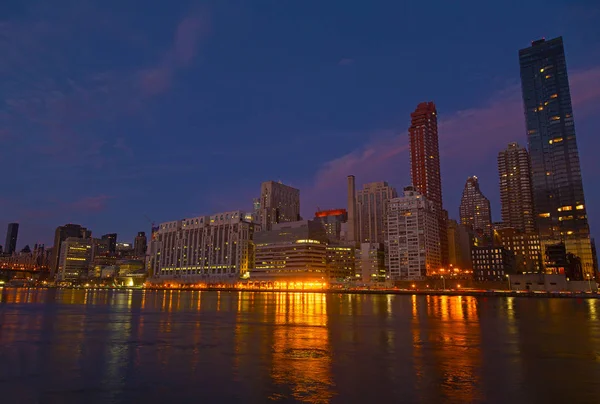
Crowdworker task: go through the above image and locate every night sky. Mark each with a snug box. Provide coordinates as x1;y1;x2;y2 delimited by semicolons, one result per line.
1;0;600;248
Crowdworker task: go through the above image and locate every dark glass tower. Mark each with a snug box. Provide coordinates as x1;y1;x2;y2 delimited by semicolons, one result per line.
519;37;593;275
4;223;19;255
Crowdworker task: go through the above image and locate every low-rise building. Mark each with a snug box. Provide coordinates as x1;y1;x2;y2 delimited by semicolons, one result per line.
494;228;542;273
472;246;516;281
326;244;356;281
57;237;93;281
150;211;258;283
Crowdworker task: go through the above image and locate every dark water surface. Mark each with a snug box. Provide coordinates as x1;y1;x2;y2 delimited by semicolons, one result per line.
1;289;599;403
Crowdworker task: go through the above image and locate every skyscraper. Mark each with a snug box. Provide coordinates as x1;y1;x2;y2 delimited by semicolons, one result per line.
346;175;357;244
134;232;147;258
459;176;492;239
4;223;19;255
387;186;441;280
409;102;448;266
314;209;347;243
51;224;90;277
357;181;397;244
256;181;300;231
497;142;536;233
519;37;593;275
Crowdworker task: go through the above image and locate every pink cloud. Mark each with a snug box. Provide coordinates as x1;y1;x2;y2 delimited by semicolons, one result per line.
304;65;600;213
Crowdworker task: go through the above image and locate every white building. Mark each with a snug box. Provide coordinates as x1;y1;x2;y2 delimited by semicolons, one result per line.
150;211;259;283
355;243;385;283
387;187;441;280
57;237;93;281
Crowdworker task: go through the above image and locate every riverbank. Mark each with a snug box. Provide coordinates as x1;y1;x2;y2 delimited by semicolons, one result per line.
3;285;599;299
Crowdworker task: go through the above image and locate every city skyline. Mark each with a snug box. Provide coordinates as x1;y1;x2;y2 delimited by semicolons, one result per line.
2;2;600;249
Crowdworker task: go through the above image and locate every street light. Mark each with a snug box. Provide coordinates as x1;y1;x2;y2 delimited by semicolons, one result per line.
586;273;592;293
441;275;445;290
506;274;511;291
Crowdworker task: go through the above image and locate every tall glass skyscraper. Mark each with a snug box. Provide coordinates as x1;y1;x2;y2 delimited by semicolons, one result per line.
519;37;593;275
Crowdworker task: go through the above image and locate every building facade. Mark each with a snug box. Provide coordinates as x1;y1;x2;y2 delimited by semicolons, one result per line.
51;224;91;277
409;101;449;266
256;181;300;231
326;244;356;281
447;219;472;270
356;243;386;283
472;246;516;281
4;223;19;255
314;209;347;243
134;231;147;258
498;142;536;233
459;176;492;240
519;37;593;276
101;233;117;255
251;220;327;281
57;237;93;281
386;187;441;280
150;211;258;282
494;228;542;273
357;181;398;244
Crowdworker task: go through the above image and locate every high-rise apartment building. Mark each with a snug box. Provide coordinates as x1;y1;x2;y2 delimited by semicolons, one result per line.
494;228;542;273
134;232;147;258
387;187;441;280
51;224;91;277
150;211;258;282
4;223;19;255
519;37;593;275
498;142;536;233
314;209;347;243
357;181;397;244
256;181;300;231
56;237;93;281
409;102;448;266
459;176;492;239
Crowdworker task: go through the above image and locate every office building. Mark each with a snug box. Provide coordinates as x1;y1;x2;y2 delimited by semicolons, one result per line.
346;175;358;244
356;243;386;283
101;233;117;255
472;246;516;281
459;176;492;240
409;102;449;265
357;181;398;244
498;142;536;233
494;228;542;273
447;219;472;270
519;37;593;275
4;223;19;255
251;220;327;281
134;232;147;258
326;244;356;281
56;237;93;281
150;211;258;282
51;224;91;277
544;242;583;280
387;186;441;280
314;209;347;243
256;181;300;231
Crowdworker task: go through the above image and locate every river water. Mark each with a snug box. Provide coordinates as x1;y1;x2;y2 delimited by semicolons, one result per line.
0;288;599;403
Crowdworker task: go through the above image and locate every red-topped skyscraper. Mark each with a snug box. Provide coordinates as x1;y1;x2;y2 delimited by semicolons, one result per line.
409;102;448;266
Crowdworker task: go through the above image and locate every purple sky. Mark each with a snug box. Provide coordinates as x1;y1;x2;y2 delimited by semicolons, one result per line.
1;0;600;248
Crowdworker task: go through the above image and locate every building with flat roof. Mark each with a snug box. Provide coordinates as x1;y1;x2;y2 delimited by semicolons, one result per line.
57;237;93;281
472;246;516;281
256;181;300;231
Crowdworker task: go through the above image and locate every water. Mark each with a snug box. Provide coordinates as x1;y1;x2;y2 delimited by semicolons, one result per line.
1;289;599;403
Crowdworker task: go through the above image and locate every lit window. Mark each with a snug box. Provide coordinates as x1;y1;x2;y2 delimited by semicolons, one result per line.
576;204;584;210
538;213;550;218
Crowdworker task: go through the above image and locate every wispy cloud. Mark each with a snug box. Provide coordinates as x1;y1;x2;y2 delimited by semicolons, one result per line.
338;58;354;66
304;65;600;213
70;195;113;213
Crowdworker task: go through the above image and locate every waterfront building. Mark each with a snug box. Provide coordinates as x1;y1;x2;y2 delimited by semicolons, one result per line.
459;176;492;240
134;231;147;258
56;237;93;281
326;244;356;281
346;175;358;243
150;211;258;282
251;220;327;281
256;181;300;231
386;187;441;280
409;101;449;265
498;142;536;233
355;243;386;283
4;223;19;256
51;224;91;277
494;228;542;273
472;246;516;281
357;181;397;244
447;219;472;270
519;37;593;275
314;209;347;243
101;233;117;255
